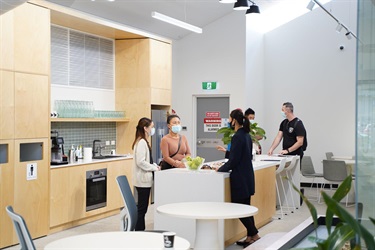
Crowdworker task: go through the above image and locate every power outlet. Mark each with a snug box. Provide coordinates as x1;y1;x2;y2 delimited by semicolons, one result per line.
105;141;110;146
111;140;116;145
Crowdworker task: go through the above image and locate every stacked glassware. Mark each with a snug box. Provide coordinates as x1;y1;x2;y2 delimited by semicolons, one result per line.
54;100;125;119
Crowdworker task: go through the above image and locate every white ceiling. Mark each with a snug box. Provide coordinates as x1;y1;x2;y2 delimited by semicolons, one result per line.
44;0;278;40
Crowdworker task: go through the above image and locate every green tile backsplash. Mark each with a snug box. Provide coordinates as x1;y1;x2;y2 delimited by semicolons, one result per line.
51;122;116;155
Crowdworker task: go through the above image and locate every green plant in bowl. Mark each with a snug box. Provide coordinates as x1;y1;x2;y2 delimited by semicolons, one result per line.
184;156;205;170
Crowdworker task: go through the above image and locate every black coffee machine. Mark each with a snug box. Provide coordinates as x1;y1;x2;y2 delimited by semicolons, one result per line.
51;130;68;165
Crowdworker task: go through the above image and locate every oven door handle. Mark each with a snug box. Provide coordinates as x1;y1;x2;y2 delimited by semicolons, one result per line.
90;177;106;182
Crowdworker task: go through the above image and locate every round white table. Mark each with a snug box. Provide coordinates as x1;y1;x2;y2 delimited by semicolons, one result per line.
44;231;190;250
157;201;258;250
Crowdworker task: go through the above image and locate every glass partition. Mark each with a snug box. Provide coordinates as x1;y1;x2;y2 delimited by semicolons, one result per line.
356;0;375;235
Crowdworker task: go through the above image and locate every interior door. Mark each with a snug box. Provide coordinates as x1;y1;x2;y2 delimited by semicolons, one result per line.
196;96;229;162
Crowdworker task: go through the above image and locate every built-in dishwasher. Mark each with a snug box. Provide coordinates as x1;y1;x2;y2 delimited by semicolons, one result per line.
86;168;107;211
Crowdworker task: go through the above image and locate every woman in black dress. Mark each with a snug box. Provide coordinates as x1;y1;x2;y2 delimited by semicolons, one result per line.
217;109;261;248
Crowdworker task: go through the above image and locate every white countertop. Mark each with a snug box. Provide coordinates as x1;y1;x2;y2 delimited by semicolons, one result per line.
50;154;133;169
161;155;288;175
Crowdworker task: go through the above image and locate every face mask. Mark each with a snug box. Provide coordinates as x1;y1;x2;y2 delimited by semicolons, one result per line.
171;125;182;133
149;127;155;136
228;120;235;130
281;111;286;119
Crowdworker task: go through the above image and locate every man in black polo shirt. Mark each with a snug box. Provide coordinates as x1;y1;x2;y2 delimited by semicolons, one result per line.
268;102;307;205
267;102;306;162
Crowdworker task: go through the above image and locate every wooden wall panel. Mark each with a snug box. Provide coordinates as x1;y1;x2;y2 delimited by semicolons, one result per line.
14;73;49;139
0;11;14;71
0;140;16;248
13;3;50;75
0;70;15;140
14;138;49;239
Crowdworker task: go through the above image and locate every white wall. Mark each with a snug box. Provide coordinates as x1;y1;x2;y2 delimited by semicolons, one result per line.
172;11;246;156
259;1;357;173
51;86;115;111
174;1;357;175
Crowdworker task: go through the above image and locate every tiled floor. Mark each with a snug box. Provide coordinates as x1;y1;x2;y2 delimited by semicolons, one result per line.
4;187;355;250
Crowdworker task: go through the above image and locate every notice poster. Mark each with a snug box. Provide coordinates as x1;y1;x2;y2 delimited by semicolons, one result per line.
204;111;221;132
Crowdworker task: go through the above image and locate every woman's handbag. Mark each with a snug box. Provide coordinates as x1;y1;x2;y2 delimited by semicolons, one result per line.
160;136;181;170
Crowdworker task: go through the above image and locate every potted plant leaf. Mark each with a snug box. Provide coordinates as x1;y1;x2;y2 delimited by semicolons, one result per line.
216;121;266;145
289;176;375;249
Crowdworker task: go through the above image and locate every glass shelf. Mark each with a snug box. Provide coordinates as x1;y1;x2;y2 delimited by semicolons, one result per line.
51;118;130;123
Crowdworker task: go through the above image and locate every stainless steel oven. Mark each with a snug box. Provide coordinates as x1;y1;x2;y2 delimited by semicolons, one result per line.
86;168;107;211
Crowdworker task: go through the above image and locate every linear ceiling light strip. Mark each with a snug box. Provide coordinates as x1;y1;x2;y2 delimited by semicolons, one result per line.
151;11;202;34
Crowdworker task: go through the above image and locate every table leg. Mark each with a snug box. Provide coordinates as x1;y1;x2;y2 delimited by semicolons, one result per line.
195;219;220;250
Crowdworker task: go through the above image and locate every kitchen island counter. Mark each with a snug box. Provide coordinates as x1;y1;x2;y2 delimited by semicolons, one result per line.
154;156;282;248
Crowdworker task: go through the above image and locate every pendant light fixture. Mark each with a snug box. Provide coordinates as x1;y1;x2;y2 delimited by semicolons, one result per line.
233;0;250;10
246;3;260;14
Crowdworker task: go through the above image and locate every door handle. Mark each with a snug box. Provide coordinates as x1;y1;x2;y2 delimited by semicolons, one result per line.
197;140;205;145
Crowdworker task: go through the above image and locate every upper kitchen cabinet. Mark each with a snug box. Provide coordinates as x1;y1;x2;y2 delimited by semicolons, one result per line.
14;73;49;139
115;38;171;106
149;39;172;106
13;3;50;75
0;10;14;71
0;70;15;140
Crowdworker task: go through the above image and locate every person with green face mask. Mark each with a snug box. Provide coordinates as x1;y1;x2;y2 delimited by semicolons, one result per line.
160;114;191;170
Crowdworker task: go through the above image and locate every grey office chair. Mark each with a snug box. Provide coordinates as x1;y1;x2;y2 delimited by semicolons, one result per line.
325;152;334;160
319;160;355;207
116;175;167;233
5;206;36;250
116;175;138;231
301;156;323;201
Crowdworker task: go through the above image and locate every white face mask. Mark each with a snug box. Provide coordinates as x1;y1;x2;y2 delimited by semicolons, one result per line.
281;111;286;119
149;127;155;136
146;127;155;136
171;125;182;133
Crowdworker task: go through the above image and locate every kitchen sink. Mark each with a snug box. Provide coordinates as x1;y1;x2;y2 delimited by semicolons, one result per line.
93;155;124;159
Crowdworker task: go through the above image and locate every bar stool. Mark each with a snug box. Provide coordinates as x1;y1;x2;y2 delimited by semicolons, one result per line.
284;155;300;213
275;158;289;219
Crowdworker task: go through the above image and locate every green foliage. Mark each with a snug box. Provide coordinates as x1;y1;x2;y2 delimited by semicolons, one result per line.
289;176;375;250
216;122;266;145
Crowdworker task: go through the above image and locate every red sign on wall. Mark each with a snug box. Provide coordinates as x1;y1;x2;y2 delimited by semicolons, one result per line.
205;112;220;118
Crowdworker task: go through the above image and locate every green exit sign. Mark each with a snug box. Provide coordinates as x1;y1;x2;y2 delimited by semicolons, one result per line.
202;82;217;90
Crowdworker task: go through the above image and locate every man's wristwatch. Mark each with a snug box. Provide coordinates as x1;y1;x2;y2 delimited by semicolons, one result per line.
286;149;290;153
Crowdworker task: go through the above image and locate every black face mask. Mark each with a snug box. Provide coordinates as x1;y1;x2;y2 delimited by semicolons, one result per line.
229;120;235;130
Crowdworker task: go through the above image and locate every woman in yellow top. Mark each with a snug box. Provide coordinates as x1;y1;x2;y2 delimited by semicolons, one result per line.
160;114;191;169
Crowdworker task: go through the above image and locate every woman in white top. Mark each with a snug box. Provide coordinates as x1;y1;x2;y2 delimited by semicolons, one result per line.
132;117;160;230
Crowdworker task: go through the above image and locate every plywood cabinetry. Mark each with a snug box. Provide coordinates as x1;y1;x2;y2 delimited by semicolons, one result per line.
50;166;86;227
14;73;49;139
0;70;15;140
115;38;171;153
107;160;132;209
13;3;50;75
13;138;49;240
0;10;14;71
150;39;172;106
0;140;16;248
50;160;132;231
